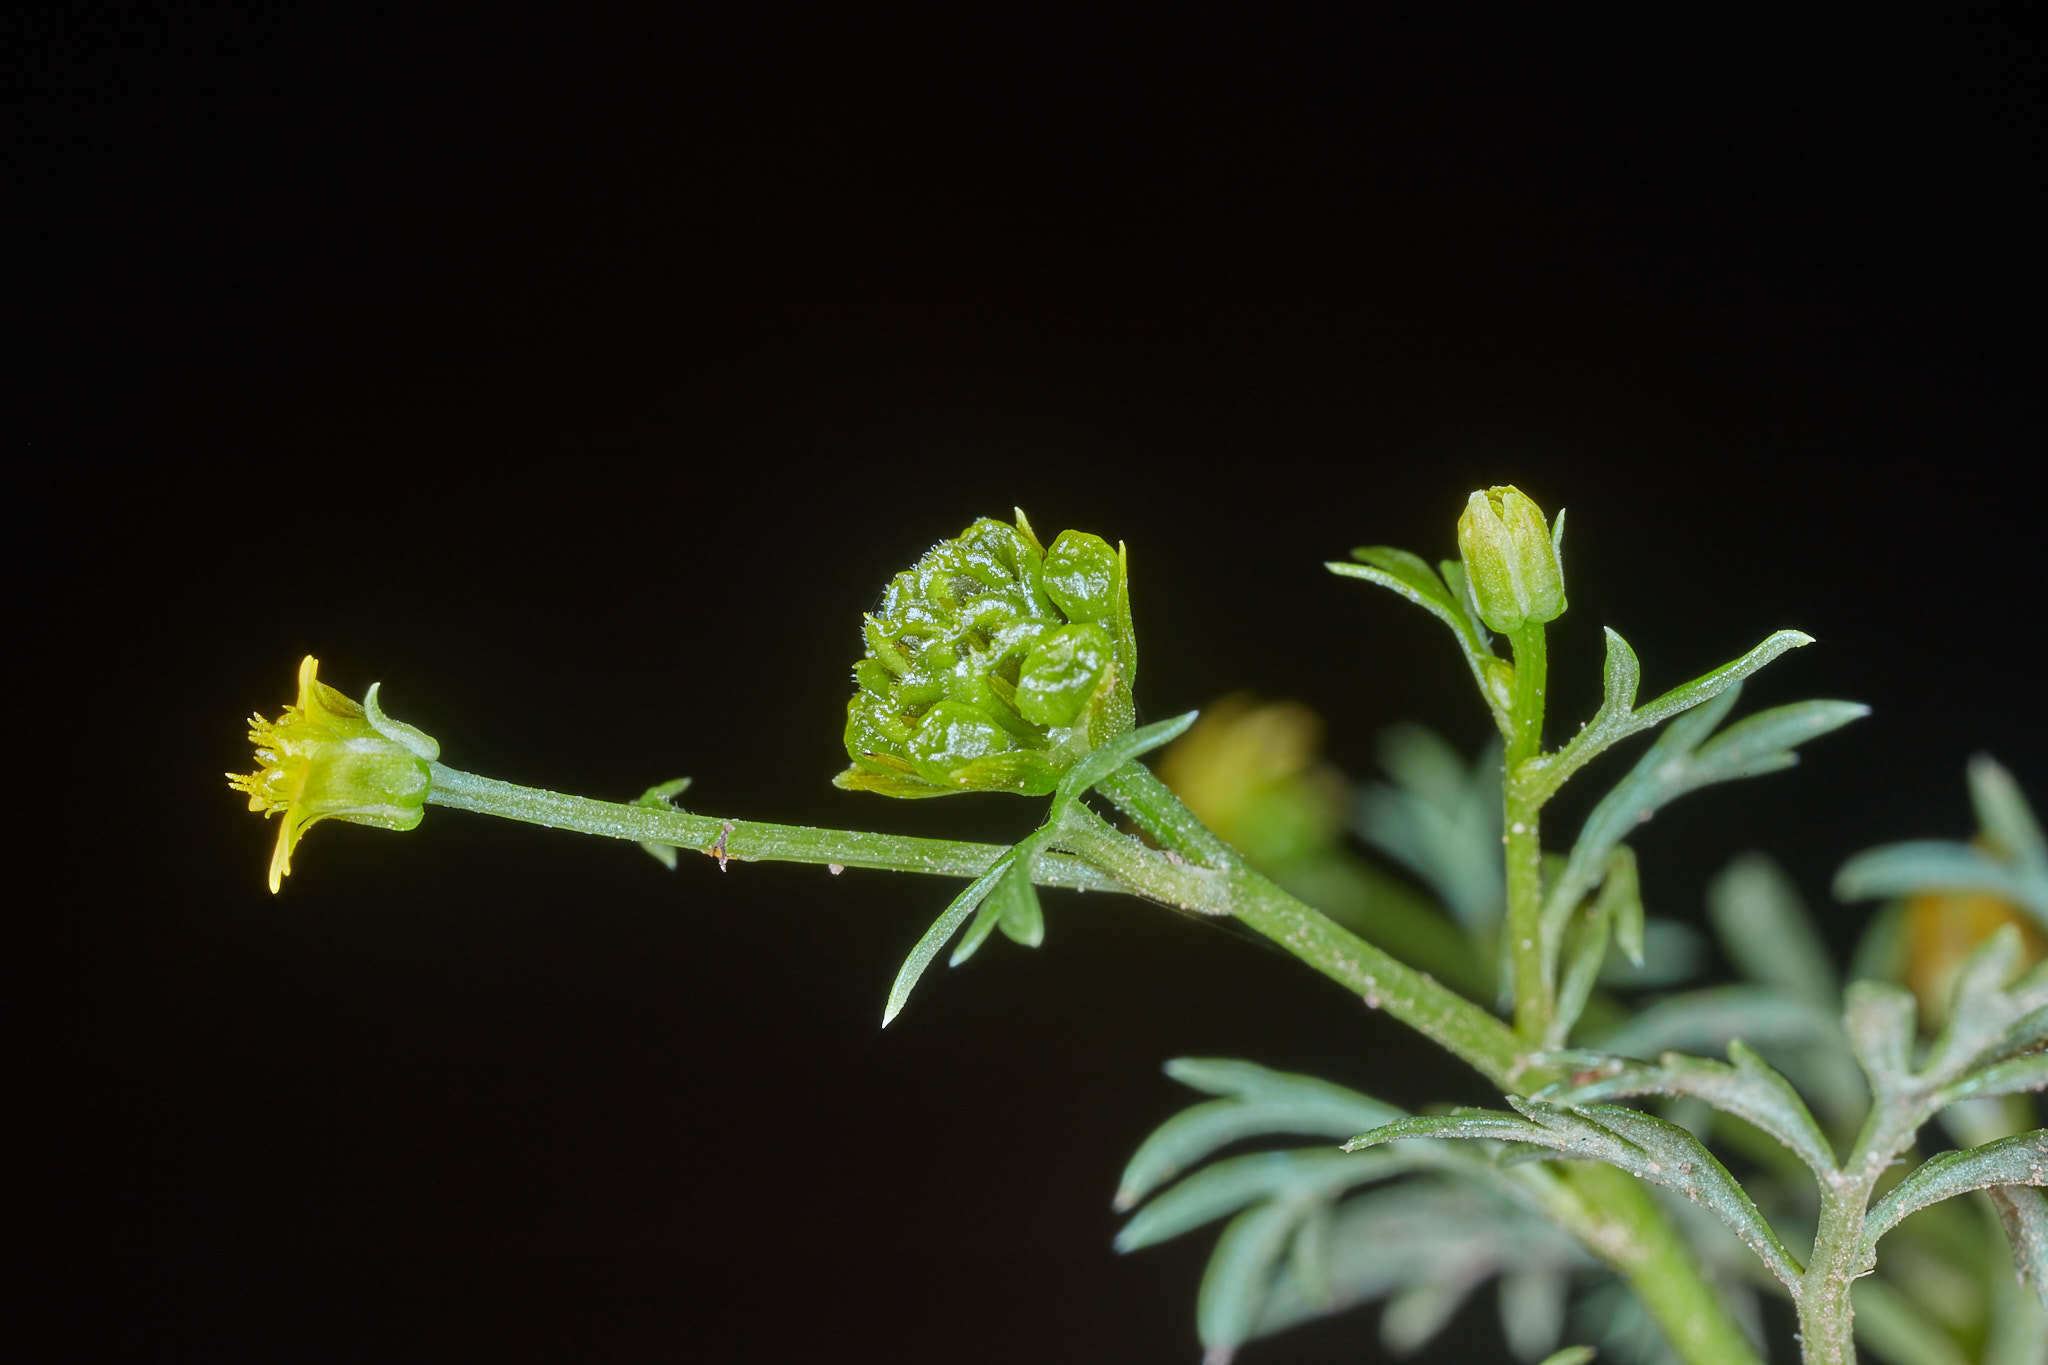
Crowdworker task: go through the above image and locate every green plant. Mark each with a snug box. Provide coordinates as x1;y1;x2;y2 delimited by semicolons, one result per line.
229;490;2045;1363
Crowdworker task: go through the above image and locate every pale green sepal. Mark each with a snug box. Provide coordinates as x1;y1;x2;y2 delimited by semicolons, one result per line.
362;682;440;760
1986;1185;2048;1308
1534;1349;1597;1365
1859;1130;2048;1270
631;776;693;869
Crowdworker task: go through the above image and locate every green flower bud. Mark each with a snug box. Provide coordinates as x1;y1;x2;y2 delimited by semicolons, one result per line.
837;511;1137;798
1455;485;1566;634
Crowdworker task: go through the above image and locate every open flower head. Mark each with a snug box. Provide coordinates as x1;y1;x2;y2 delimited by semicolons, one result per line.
228;656;439;892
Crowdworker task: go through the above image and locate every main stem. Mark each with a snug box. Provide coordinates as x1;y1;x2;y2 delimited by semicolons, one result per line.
1505;625;1550;1043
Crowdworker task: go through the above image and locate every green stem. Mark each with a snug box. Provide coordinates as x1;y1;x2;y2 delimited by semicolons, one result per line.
424;764;1121;891
1083;766;1523;1089
1505;625;1551;1043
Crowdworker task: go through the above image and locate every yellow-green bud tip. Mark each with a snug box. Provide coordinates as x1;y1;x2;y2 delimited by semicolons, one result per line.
227;656;438;892
1456;485;1567;634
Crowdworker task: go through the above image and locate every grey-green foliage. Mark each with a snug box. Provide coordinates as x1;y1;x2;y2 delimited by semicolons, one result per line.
1834;756;2048;930
1124;732;2047;1362
1356;722;1504;935
1115;1059;1600;1364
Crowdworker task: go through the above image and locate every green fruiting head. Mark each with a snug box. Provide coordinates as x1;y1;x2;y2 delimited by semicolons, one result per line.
1456;485;1567;634
837;511;1137;797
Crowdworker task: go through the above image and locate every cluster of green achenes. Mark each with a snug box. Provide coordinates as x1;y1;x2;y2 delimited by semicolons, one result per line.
836;511;1137;798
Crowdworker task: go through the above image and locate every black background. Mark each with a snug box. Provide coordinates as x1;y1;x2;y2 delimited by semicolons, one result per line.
27;8;2046;1362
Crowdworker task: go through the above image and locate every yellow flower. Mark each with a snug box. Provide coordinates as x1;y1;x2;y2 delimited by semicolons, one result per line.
228;656;439;892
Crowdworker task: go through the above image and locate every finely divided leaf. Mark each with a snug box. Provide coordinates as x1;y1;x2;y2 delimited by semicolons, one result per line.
1539;1040;1838;1180
1346;1099;1804;1287
1116;1148;1367;1252
1969;755;2047;872
1197;1199;1303;1361
1057;709;1199;805
1861;1130;2048;1264
1709;854;1840;1009
1626;629;1816;734
1835;841;2048;925
882;852;1017;1026
1115;1060;1403;1208
1845;981;1919;1094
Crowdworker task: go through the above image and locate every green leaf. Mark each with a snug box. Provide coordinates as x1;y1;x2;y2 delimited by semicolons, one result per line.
1986;1184;2048;1308
881;851;1018;1026
1116;1148;1364;1252
1970;755;2047;872
1197;1198;1301;1359
1329;549;1506;729
1925;925;2030;1076
1055;709;1199;806
1627;629;1817;734
1347;1099;1804;1288
1114;1060;1404;1209
1286;1200;1334;1308
1845;980;1919;1094
1595;983;1843;1060
1381;1276;1482;1354
992;858;1045;947
1499;1270;1569;1363
1538;629;1824;802
1937;1053;2048;1107
1835;840;2048;926
1541;692;1866;968
1356;725;1504;933
1709;854;1840;1009
1246;1183;1591;1347
1861;1130;2048;1266
632;776;693;868
1538;1040;1838;1180
1534;1350;1597;1365
1551;847;1642;1047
